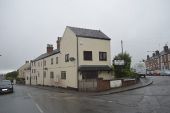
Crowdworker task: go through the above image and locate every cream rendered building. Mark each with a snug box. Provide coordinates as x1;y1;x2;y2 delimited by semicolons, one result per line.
18;61;31;84
30;26;113;89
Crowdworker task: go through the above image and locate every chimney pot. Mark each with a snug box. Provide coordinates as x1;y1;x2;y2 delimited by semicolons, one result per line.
147;55;150;60
47;44;53;53
164;45;168;52
57;37;61;51
155;50;159;56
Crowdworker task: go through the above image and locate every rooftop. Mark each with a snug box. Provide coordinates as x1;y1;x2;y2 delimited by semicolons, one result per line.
68;26;111;40
33;49;60;61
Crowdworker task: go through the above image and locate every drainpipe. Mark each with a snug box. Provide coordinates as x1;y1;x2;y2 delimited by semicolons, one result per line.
43;59;44;86
77;36;79;90
30;61;32;86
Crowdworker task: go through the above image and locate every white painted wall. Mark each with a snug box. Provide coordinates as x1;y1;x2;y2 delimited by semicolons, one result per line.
78;37;111;66
18;62;30;79
30;27;113;88
25;70;30;85
31;27;78;88
110;80;122;88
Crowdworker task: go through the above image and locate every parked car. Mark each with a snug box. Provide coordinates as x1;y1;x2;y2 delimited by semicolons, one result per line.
153;70;160;76
0;80;13;94
160;70;170;76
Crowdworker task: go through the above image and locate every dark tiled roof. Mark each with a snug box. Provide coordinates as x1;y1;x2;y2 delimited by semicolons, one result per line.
78;65;112;71
33;49;60;61
68;26;111;40
159;49;170;55
147;49;170;60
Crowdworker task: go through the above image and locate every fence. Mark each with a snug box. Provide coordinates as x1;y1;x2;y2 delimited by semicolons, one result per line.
79;79;97;92
79;78;110;92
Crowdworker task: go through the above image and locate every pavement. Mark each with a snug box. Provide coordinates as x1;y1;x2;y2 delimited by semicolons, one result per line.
29;77;153;96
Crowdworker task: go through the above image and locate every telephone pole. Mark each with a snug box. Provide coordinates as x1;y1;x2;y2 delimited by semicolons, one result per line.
121;40;123;54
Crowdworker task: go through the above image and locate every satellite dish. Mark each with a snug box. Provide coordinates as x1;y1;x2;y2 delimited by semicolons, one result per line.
70;57;75;61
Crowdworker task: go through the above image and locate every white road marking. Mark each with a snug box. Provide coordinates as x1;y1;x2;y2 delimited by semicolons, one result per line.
27;93;44;113
36;103;44;113
107;100;113;103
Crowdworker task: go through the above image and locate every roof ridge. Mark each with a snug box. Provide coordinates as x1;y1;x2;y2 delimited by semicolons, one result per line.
67;26;100;31
68;26;110;40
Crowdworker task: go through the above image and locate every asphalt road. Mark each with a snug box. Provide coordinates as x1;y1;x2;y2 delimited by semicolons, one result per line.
1;76;170;113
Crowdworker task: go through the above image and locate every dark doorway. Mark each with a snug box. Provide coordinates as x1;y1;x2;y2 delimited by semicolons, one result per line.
82;71;98;79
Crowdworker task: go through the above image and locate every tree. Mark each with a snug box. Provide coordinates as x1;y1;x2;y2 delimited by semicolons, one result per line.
5;71;18;81
113;52;133;78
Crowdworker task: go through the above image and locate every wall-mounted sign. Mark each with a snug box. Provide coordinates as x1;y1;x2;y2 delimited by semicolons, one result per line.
114;60;125;65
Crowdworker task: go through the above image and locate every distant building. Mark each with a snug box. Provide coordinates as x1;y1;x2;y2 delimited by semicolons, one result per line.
145;45;170;74
18;61;31;84
0;74;5;81
30;26;113;90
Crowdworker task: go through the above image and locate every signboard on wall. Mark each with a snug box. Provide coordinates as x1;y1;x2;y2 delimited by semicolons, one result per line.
114;60;125;65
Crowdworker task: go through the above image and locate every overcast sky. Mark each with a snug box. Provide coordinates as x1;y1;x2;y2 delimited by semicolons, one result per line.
0;0;170;73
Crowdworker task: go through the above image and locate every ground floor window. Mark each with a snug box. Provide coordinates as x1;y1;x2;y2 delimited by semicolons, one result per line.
61;71;66;79
50;72;54;79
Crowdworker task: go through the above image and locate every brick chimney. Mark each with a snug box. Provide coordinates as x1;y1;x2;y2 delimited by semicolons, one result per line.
147;55;150;60
164;44;168;52
47;44;53;53
25;61;29;64
56;37;61;51
155;50;159;56
152;53;155;57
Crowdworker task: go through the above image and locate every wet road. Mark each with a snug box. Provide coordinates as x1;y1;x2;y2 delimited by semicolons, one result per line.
1;76;170;113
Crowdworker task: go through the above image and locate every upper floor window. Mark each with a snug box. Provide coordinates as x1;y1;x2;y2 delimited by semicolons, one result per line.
99;52;107;61
51;58;53;65
50;72;54;79
83;51;92;60
56;57;58;64
61;71;66;79
65;54;69;62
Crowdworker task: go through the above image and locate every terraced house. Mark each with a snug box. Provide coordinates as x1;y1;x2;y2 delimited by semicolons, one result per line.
145;44;170;75
30;26;113;90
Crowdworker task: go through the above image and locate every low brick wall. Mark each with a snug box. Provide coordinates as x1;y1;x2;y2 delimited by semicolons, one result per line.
122;79;137;87
97;79;110;91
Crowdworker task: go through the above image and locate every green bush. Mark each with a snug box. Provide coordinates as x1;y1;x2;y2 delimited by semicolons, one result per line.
113;52;137;78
